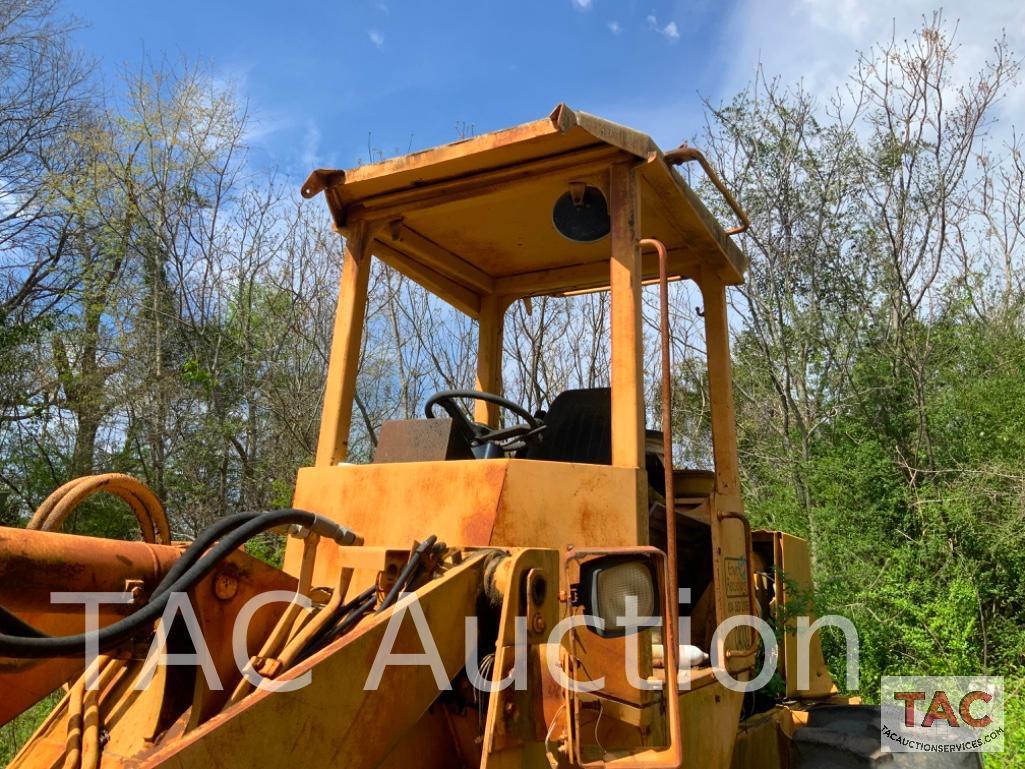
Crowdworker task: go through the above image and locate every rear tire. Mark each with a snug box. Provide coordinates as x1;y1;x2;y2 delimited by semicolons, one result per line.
790;705;982;768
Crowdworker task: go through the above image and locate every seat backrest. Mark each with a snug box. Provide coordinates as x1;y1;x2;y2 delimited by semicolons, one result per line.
525;388;612;464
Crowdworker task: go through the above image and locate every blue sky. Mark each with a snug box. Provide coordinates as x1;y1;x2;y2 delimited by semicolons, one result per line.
64;0;1024;184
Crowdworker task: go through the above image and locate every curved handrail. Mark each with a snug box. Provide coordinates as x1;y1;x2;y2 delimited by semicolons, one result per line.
664;145;750;236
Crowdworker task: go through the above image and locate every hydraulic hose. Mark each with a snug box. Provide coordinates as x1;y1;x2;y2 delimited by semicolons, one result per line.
298;585;377;660
0;605;45;637
29;474;171;545
313;592;377;652
151;512;260;595
0;509;357;658
24;473;167;769
299;535;443;661
1;512;262;643
377;535;438;612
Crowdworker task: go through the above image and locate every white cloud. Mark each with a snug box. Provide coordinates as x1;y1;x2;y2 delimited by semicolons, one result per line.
368;30;384;49
647;14;679;42
720;0;1025;126
0;188;28;222
571;0;592;9
301;120;321;169
607;20;621;34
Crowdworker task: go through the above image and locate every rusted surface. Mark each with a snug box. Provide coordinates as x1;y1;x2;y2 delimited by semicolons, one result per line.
372;418;474;463
641;237;679;673
0;527;180;612
717;512;759;661
185;549;298;727
0;527;182;726
286;460;644;589
135;555;488;769
3;548;297;768
29;474;171;545
301;104;747;314
663;146;750;236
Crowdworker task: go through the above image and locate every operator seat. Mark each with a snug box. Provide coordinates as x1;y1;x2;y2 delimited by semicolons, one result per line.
525;388;666;483
525;388;612;464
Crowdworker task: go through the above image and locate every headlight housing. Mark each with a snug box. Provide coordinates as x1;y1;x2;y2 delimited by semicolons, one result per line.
577;555;659;638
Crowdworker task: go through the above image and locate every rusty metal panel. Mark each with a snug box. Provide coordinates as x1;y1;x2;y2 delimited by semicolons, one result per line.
728;707;790;769
0;527;183;727
301;103;748;309
373;418;474;464
680;682;745;769
303;104;653;210
285;460;644;588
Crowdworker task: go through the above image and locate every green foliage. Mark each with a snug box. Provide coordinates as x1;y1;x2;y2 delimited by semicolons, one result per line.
244;532;287;569
739;318;1025;711
713;21;1024;754
0;692;62;766
986;679;1024;768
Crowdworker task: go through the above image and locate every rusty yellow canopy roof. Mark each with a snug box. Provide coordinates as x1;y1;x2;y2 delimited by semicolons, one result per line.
302;104;747;315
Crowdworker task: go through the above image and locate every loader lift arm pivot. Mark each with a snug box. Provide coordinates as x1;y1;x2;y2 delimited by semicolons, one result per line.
142;553;492;769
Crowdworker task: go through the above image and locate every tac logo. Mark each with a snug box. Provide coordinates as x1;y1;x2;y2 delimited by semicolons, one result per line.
880;676;1004;754
893;688;993;729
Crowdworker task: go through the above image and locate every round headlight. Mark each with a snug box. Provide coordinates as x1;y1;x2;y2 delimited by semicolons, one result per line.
579;556;658;638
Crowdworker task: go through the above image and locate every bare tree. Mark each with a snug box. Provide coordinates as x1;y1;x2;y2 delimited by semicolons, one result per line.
0;0;89;317
852;14;1017;472
701;71;867;539
971;133;1025;315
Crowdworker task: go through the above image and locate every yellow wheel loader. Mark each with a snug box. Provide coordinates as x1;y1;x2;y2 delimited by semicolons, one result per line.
0;105;978;769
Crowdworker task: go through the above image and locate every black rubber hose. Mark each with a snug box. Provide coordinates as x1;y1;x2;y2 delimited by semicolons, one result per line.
0;509;352;658
297;585;378;661
327;585;377;630
331;595;376;635
0;511;263;643
0;605;45;638
152;512;260;595
296;536;443;661
377;535;437;613
314;594;377;651
304;536;442;657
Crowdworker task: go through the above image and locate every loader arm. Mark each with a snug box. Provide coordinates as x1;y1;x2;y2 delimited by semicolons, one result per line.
136;553;489;769
0;527;183;726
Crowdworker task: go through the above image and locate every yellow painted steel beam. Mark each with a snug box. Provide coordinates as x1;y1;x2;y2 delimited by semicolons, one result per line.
141;555;488;769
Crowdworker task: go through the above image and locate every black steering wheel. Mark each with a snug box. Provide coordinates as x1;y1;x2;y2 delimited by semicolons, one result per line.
425;390;544;450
